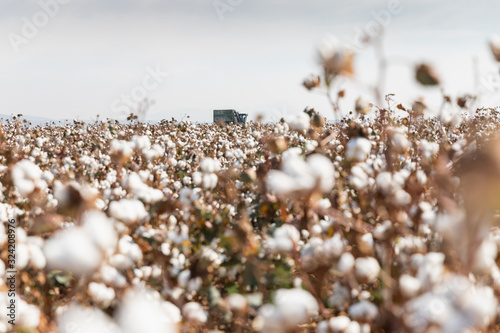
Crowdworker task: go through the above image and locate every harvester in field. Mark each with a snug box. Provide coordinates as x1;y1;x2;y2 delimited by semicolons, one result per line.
213;109;248;124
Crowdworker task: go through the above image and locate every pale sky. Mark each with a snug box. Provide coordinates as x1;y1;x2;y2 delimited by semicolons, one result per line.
1;0;500;122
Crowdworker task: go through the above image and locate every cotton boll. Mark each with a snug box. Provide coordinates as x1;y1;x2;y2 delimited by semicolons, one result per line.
82;210;117;255
131;135;151;151
109;253;132;270
286;113;310;131
329;316;351;332
26;242;46;269
415;252;445;289
323;233;345;259
17;298;41;328
16;243;29;269
192;172;202;186
227;294;248;313
416;170;427;185
267;224;300;253
117;288;180;332
329;282;350;310
100;264;127;288
393;189;411;206
202;173;218;189
200;157;220;173
337;252;355;276
349;301;378;322
404;292;453;329
317;320;329;333
266;170;300;196
390;132;411;153
354;257;380;283
346;138;372;162
182;302;207;323
12;160;44;196
399;274;421;298
344;320;361;333
473;239;497;274
459;285;497;329
44;228;102;276
372;220;392;240
359;233;374;251
316;198;332;209
88;282;116;308
375;172;394;195
108;199;147;224
57;303;121;333
306;154;335;193
349;166;369;190
118;235;143;263
318;35;354;77
273;288;319;330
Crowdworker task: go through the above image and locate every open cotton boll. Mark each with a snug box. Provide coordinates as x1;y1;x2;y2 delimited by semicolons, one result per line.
274;288;319;330
323;233;345;259
346;137;371;162
266;170;301;196
82;210;117;255
192;172;203;186
182;302;207;324
459;285;498;329
17;298;41;329
286;113;310;131
393;189;411;206
100;264;127;288
266;224;300;253
227;294;248;313
267;150;334;196
337;252;355;276
375;172;394;195
354;257;380;283
200;157;221;173
131;135;151;151
389;128;411;153
399;274;421;298
117;288;180;332
108;199;148;224
43;228;102;276
88;282;115;308
202;173;218;189
12;160;44;196
329;316;351;332
473;239;497;274
259;288;318;332
349;166;369;190
404;291;453;330
57;303;121;333
281;152;315;188
415;252;445;289
306;154;335;192
122;173;163;203
344;320;361;333
118;235;143;262
349;300;378;322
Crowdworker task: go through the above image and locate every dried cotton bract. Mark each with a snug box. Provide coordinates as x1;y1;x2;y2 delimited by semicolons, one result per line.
318;35;354;79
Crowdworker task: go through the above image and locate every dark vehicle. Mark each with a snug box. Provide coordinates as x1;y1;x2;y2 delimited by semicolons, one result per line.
213;109;248;124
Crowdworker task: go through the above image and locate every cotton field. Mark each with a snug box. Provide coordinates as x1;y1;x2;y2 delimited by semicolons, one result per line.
3;28;500;333
1;106;500;333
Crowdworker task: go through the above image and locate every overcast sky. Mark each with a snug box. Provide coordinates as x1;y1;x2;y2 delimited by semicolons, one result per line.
1;0;499;122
